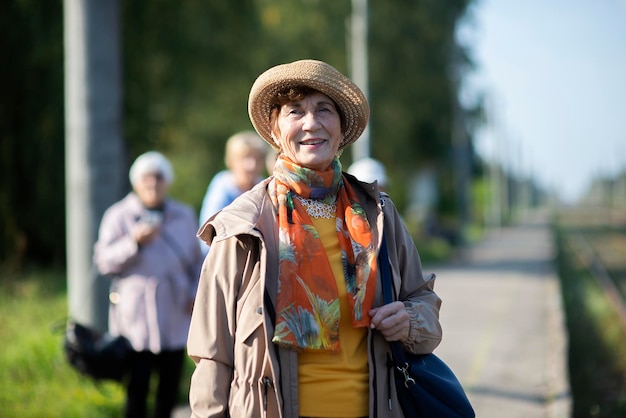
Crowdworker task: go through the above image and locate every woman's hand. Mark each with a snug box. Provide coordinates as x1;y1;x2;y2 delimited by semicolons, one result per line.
133;223;160;246
369;301;410;342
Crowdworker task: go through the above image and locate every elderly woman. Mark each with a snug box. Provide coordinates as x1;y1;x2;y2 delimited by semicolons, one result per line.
94;151;202;418
188;60;442;418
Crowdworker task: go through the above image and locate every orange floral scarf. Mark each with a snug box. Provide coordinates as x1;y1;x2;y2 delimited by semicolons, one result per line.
268;156;377;352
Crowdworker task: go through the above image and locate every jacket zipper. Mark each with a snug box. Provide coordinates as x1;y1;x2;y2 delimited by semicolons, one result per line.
262;376;273;418
369;328;379;418
386;352;395;412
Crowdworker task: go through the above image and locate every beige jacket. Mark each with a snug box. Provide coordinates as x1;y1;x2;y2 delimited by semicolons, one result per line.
188;174;442;418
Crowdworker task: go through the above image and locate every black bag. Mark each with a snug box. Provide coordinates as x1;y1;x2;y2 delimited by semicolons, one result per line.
389;347;475;417
379;229;475;418
63;320;132;382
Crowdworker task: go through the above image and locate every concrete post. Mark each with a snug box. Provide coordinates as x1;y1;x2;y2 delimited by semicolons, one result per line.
64;0;124;332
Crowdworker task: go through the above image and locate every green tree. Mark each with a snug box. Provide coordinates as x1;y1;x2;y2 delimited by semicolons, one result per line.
0;0;65;267
121;0;263;208
368;0;477;215
1;0;479;267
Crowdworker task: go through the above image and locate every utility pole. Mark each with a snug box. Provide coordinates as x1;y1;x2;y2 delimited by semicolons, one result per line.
64;0;125;332
450;42;471;242
484;94;501;229
614;145;625;209
350;0;370;161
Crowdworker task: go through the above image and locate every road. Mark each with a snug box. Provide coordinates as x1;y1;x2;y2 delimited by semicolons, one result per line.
431;216;571;418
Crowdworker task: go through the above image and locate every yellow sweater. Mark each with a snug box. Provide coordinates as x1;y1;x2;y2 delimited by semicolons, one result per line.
297;217;369;418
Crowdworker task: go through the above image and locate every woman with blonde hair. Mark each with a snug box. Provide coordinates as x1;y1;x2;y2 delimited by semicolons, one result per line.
198;130;268;255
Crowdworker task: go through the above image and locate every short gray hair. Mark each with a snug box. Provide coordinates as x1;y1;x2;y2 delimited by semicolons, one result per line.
129;151;174;185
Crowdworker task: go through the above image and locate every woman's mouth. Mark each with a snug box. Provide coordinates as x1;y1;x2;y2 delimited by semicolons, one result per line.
300;139;326;146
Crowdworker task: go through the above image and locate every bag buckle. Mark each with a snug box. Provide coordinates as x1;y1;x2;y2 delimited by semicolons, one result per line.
397;362;416;388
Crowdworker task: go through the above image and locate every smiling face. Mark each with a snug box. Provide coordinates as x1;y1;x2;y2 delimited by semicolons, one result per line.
270;91;343;171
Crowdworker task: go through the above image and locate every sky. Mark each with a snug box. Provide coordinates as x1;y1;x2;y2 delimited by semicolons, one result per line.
461;0;626;203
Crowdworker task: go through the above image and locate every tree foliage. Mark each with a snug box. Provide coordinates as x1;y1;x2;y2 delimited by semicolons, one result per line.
1;0;479;267
369;0;477;211
0;0;65;266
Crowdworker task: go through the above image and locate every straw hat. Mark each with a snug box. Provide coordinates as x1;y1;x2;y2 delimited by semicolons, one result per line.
248;59;370;151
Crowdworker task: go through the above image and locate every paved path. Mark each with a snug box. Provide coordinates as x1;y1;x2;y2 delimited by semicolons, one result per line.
175;214;572;418
430;216;571;418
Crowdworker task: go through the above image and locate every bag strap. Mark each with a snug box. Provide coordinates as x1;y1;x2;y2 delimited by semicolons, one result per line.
378;193;394;305
378;229;412;371
378;230;394;306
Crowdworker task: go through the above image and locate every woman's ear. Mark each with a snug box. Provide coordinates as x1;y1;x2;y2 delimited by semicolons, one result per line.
270;130;280;149
339;134;347;150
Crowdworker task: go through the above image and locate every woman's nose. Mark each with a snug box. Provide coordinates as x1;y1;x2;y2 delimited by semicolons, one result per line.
142;175;158;187
302;111;321;130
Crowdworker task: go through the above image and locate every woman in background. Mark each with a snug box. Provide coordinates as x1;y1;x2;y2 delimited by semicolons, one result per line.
198;130;268;256
94;151;202;418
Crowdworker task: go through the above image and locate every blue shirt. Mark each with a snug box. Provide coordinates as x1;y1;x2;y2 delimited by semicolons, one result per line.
198;170;263;256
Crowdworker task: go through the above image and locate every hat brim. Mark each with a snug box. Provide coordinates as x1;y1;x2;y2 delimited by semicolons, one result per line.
248;59;370;151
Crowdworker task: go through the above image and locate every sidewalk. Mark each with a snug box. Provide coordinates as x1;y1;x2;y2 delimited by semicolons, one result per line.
175;214;572;418
430;215;571;418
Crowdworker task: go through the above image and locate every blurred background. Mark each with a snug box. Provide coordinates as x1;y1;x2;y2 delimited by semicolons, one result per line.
1;0;625;417
3;0;626;268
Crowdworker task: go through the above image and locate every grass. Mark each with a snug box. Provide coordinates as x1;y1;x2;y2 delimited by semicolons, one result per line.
555;219;626;417
0;267;193;418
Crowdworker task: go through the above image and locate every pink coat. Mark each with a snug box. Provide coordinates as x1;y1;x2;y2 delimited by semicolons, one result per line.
94;192;203;352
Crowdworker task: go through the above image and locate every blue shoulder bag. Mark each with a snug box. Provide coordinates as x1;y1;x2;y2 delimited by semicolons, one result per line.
379;230;475;418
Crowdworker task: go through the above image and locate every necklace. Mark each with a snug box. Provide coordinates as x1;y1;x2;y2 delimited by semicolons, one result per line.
295;195;336;219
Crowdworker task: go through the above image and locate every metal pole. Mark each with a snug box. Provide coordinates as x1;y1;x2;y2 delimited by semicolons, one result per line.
350;0;370;161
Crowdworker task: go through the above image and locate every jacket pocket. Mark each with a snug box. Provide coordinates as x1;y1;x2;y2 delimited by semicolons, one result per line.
237;307;264;344
236;277;265;344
